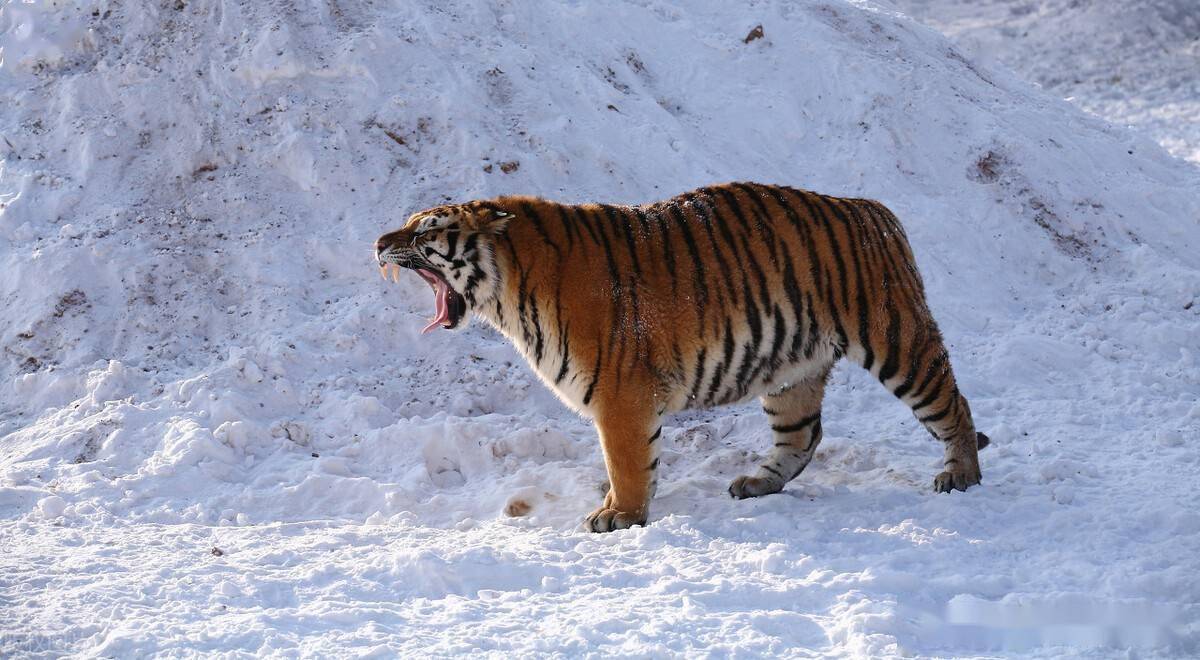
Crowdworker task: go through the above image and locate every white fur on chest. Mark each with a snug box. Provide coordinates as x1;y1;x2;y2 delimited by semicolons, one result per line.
483;316;597;417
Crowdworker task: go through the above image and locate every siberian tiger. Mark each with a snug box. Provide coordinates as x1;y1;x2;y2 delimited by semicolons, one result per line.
375;182;988;532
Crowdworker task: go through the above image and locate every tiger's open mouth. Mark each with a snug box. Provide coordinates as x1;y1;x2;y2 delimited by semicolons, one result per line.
380;262;466;333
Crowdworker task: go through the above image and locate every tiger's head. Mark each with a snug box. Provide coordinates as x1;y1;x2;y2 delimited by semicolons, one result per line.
374;201;512;333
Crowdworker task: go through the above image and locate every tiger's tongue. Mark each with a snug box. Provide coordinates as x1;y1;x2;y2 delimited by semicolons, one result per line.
418;268;451;334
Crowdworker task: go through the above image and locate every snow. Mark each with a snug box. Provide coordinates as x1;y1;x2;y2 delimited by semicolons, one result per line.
1;0;1198;656
889;0;1200;164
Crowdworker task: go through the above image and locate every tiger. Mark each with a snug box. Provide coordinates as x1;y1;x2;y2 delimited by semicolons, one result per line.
374;182;989;532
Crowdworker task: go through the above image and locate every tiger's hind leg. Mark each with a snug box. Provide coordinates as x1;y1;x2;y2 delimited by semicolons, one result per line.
729;366;831;499
880;338;982;493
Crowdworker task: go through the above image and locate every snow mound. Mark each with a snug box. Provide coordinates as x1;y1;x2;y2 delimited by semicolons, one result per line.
1;0;1198;655
890;0;1200;163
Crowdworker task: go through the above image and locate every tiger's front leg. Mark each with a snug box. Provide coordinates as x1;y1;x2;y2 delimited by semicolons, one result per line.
584;406;662;533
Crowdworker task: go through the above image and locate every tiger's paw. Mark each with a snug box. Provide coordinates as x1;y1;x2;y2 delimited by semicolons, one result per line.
584;506;646;533
933;467;981;493
728;475;783;500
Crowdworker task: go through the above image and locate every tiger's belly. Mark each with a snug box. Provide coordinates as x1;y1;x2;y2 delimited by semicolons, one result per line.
665;341;840;412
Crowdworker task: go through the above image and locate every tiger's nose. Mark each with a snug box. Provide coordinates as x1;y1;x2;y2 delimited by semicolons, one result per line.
375;238;392;262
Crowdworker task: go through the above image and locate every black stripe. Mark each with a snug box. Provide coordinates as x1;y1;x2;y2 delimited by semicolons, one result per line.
877;282;902;383
492;297;505;327
649;205;679;296
892;337;935;400
777;241;806;362
689;347;708;405
688;193;736;309
503;233;535;348
516;272;532;347
705;318;736;405
632;206;651;235
703;191;757;301
530;290;545;364
791;191;849;353
833;200;875;372
648;427;662;444
554;328;571;384
762;186;827;351
706;190;773;397
714;187;754;236
740;266;775;378
700;190;751;304
582;341;603;406
588;207;626;372
803;291;820;359
860;205;919;379
573;206;602;246
862;202;922;314
736;230;773;321
732;290;761;399
912;373;949;413
910;351;949;409
553;278;571;384
824;278;849;355
855;201;916;383
670;342;685;386
603;204;642;278
555;205;578;252
489;236;510;327
766;305;786;378
870;201;924;292
669;204;709;330
731;183;781;265
772;413;819;434
805;193;852;314
782;188;830;304
520;201;562;258
590;207;623;287
919;406;951;424
461;233;486;300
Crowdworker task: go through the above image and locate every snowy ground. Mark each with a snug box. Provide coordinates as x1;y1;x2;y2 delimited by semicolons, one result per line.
889;0;1200;164
1;0;1198;656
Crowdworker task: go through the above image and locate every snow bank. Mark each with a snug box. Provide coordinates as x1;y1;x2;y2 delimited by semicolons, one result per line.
1;0;1198;655
890;0;1200;164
